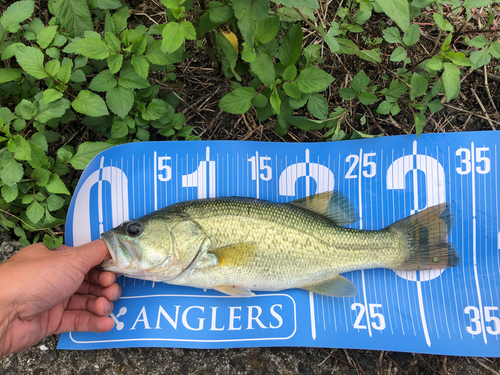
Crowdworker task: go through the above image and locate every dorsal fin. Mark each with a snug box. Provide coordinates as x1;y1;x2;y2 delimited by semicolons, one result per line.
289;191;359;225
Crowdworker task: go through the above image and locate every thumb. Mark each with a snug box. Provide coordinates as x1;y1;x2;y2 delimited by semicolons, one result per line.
69;239;111;269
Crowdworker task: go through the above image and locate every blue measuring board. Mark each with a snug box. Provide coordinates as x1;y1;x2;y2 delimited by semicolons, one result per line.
58;132;500;356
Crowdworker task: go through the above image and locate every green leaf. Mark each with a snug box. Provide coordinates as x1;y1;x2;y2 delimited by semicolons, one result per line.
255;16;280;44
46;194;65;211
307;94;328;120
161;21;196;53
490;42;500;59
43;234;64;249
390;46;406;61
8;135;31;161
351;70;370;93
219;87;256;114
0;0;34;33
0;108;18;124
29;132;48;152
72;90;109;117
242;42;257;63
382;27;402;44
270;88;281;114
0;69;22;84
118;66;150;89
141;100;168;121
27;200;44;223
283;65;297;81
45;59;61;77
442;62;460;102
89;69;117;92
64;38;110;59
106;87;134;118
32;168;50;186
358;92;378;105
278;23;303;66
107;53;124;74
251;94;268;108
35;98;71;123
377;100;393;115
470;48;491;68
68;142;113;170
410;73;428;99
37;26;58;49
1;156;24;187
321;28;340;53
131;55;150;79
358;49;381;63
15;100;37;120
433;13;453;32
339;88;357;100
2;185;18;203
426;56;443;71
209;3;233;23
283;81;301;98
45;173;70;195
22;194;34;205
50;0;93;37
111;118;129;138
402;23;420;47
28;143;49;169
414;113;426;137
469;35;488;49
57;146;74;163
277;6;315;22
448;52;473;67
15;45;47;79
57;61;73;84
250;53;275;87
111;7;130;34
295;66;334;93
275;0;318;8
427;99;443;113
43;89;63;104
374;0;409;33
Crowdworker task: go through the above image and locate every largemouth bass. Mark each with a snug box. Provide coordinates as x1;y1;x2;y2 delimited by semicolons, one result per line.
100;191;459;297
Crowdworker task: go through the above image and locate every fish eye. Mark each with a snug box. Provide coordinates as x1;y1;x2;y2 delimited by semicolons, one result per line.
126;222;142;237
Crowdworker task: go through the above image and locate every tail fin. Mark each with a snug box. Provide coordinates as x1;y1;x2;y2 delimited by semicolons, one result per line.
389;203;460;271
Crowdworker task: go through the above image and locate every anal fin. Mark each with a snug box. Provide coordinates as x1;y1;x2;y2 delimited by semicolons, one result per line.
302;275;358;297
214;285;255;297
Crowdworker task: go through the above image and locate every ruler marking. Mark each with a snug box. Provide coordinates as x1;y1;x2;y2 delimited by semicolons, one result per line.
471;142;487;344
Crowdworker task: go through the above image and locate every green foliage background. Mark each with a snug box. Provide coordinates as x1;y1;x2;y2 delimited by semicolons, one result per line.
0;0;498;247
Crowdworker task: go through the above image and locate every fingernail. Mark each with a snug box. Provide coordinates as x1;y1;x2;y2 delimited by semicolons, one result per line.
112;285;121;301
104;300;113;315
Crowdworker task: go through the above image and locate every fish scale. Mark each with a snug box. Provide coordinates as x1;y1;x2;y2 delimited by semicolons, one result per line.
101;193;459;297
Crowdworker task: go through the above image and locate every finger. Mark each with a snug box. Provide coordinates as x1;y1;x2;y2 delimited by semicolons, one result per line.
76;281;122;301
84;268;117;287
69;239;111;269
55;311;115;334
67;294;113;316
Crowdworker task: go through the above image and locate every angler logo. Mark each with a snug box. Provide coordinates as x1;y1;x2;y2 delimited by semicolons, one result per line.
69;293;297;344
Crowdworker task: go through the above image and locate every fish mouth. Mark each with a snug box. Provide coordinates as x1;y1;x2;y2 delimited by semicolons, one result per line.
100;231;119;271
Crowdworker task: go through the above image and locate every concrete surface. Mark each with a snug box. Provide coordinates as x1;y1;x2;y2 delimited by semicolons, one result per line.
0;232;496;375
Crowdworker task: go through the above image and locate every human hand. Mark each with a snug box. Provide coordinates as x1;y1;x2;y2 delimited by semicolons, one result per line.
0;240;121;357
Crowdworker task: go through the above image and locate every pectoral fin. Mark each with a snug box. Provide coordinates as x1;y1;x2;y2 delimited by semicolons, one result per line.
302;275;358;297
214;285;255;297
211;242;259;267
